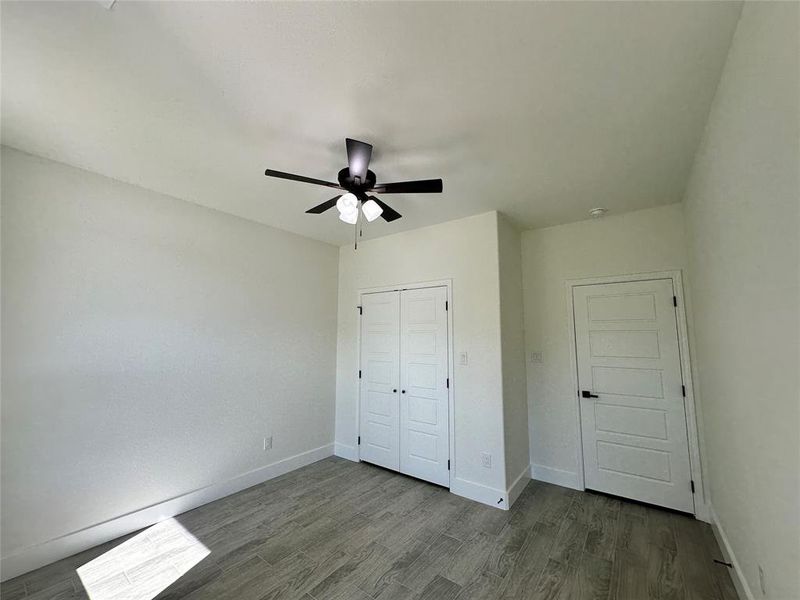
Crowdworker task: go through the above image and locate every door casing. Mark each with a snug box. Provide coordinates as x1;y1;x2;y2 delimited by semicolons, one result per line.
566;270;708;522
357;279;454;488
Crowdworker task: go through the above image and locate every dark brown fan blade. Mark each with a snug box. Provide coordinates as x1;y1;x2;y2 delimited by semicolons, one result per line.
370;196;402;222
345;138;372;181
265;169;342;190
371;179;443;194
305;196;340;214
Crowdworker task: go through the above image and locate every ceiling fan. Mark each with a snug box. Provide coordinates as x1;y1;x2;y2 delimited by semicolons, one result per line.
264;138;443;228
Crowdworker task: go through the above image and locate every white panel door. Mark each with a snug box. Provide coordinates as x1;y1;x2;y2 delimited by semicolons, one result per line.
399;286;450;487
574;279;694;513
359;291;400;471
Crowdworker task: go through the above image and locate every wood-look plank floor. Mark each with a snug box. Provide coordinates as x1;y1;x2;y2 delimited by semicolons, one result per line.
1;457;739;600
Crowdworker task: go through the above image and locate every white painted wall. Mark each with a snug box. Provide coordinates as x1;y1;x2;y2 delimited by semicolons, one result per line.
497;214;529;491
335;212;509;504
520;204;690;486
682;3;800;598
0;148;339;573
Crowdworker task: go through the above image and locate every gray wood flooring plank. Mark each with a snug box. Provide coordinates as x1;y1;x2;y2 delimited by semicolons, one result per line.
323;582;374;600
251;551;321;600
441;531;496;585
0;578;26;600
572;552;613;600
498;521;559;600
530;557;577;600
537;485;579;527
308;541;393;600
7;458;735;600
416;575;461;600
456;570;504;600
182;555;273;600
374;582;417;600
619;500;648;520
301;512;372;562
484;521;530;578
609;550;648;600
584;495;620;561
155;559;223;600
647;508;678;552
355;537;431;598
259;516;337;565
670;513;719;600
405;490;468;545
550;515;589;568
566;492;596;524
646;544;685;600
286;550;352;599
505;483;545;530
445;504;508;541
397;533;463;591
25;579;81;600
615;513;649;557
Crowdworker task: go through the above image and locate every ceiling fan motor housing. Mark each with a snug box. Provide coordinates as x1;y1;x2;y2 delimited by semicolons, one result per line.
338;168;376;196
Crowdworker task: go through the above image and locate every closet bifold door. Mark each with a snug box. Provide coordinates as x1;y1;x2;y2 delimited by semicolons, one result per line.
399;286;450;486
359;290;401;471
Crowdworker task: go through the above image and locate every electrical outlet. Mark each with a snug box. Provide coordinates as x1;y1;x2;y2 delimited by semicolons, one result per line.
530;351;543;364
263;436;273;451
481;452;492;468
758;564;766;596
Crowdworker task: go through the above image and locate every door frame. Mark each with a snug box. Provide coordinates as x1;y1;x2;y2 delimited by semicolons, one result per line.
565;270;709;522
356;279;454;488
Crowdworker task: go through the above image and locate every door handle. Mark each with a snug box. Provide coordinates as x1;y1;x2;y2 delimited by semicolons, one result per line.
581;390;599;398
393;389;397;393
401;390;406;394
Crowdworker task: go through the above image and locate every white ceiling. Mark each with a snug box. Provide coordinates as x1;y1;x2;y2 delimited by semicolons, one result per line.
1;1;742;246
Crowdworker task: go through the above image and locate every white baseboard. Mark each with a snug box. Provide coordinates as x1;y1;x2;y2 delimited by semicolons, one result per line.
450;476;508;510
506;465;531;508
334;442;359;462
709;505;752;600
530;464;582;490
0;443;334;582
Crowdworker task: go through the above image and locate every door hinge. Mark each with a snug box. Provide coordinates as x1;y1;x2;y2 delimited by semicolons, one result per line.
447;459;450;470
358;436;361;446
690;480;695;493
358;370;362;379
446;377;449;389
682;385;686;397
673;296;678;307
445;300;448;311
358;305;362;315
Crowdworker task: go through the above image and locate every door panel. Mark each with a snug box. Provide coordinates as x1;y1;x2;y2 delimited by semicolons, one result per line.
400;287;449;486
359;291;400;470
574;279;694;513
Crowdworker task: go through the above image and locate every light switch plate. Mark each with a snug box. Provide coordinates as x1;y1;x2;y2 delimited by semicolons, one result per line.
459;352;468;366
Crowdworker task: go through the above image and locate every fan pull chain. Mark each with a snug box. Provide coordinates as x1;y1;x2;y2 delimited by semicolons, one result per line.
354;203;360;250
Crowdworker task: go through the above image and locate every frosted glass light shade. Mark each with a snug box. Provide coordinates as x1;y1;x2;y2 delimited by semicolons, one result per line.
339;207;358;224
336;193;358;214
361;199;383;222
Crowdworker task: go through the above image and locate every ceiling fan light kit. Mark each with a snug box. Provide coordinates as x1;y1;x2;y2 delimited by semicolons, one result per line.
361;199;383;222
264;138;443;248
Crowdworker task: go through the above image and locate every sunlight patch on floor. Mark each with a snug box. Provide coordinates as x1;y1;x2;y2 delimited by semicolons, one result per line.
76;518;210;600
